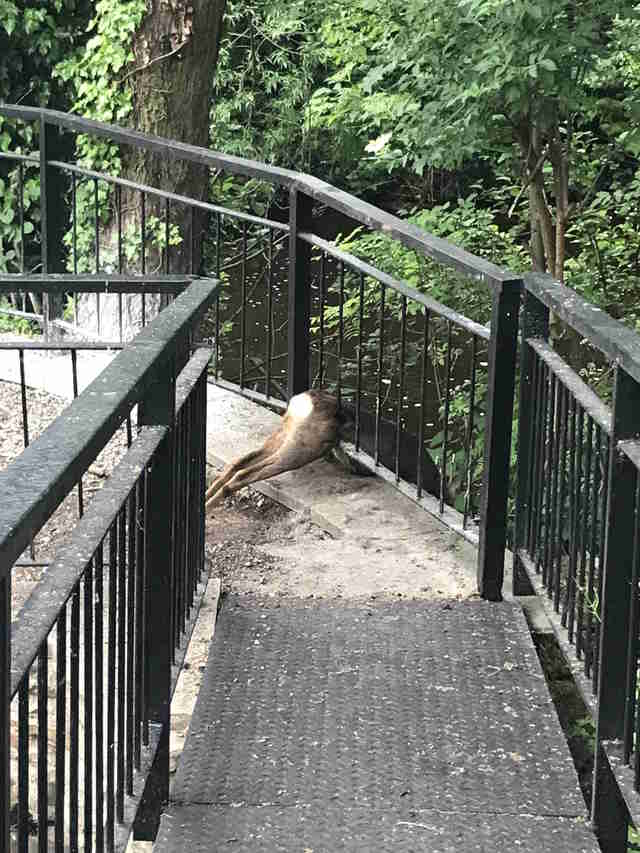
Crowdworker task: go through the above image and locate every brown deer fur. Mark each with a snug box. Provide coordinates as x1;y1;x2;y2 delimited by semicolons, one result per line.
205;390;343;508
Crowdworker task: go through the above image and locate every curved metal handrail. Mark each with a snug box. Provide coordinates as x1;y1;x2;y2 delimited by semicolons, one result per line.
0;104;515;287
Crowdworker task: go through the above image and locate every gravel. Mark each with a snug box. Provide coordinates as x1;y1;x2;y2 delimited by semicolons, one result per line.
2;379;131;617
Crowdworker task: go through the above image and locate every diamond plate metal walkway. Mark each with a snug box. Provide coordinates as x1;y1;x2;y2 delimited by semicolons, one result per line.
154;594;597;852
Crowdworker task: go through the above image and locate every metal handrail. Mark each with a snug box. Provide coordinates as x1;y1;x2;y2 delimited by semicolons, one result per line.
526;271;640;385
0;104;514;286
0;276;217;576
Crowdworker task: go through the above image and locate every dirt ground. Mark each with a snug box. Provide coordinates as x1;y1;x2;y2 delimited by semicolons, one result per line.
205;488;327;595
204;474;477;603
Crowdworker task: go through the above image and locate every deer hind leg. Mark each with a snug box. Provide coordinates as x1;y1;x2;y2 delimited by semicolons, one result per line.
205;447;267;508
205;453;289;508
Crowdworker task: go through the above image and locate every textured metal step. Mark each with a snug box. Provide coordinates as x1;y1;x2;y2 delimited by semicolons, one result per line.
155;596;597;852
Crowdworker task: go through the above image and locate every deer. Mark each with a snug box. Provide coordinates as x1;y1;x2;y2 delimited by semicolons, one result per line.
204;389;449;509
205;390;347;508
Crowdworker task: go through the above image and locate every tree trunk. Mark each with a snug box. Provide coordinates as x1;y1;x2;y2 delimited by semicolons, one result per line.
79;0;226;339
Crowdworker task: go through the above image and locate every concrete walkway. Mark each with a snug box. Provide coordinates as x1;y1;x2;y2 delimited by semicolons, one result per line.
205;384;480;602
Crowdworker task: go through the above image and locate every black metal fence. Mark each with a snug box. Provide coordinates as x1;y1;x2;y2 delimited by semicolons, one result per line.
5;105;640;849
0;276;216;851
0;104;522;602
512;272;640;851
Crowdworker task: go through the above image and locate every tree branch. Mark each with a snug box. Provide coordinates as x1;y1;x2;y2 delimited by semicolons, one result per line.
119;40;190;85
509;143;549;218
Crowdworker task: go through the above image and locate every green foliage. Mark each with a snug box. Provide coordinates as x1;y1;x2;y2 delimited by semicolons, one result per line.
212;1;321;168
55;0;145;172
0;297;38;335
568;716;596;750
0;2;92;272
54;0;146;272
0;167;38;272
310;0;637;172
0;1;92;107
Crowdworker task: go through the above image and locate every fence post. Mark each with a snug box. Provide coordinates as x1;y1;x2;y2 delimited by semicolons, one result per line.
477;277;522;601
512;289;549;595
39;115;67;339
0;574;10;853
592;364;640;850
288;187;313;398
133;354;179;840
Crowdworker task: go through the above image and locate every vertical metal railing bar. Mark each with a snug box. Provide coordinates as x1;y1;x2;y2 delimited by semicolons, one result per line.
197;378;205;599
476;277;521;600
566;402;583;642
215;213;221;380
576;414;593;660
318;251;326;388
189;206;195;275
0;577;8;853
126;414;133;448
636;647;640;789
94;178;101;338
563;399;584;643
542;372;557;588
395;295;407;484
18;347;36;559
164;198;170;277
624;469;640;764
463;334;478;529
140;192;146;327
240;221;247;389
188;391;197;611
288;190;313;396
106;523;117;849
181;404;190;623
374;283;386;466
83;560;94;848
180;404;190;620
168;417;178;666
355;272;365;452
71;349;85;518
37;643;48;853
440;320;453;516
200;373;207;581
589;426;603;686
181;409;189;634
547;380;562;600
69;584;80;852
117;509;127;823
527;355;541;554
94;546;104;853
585;424;601;679
337;261;344;407
126;489;136;796
593;431;610;695
18;348;29;449
182;401;192;624
172;412;182;659
553;385;569;612
18;676;29;853
416;309;430;500
72;173;78;280
134;474;146;769
18;162;25;273
142;469;150;748
193;388;200;606
534;362;550;567
117;185;123;343
265;229;274;399
54;607;67;853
